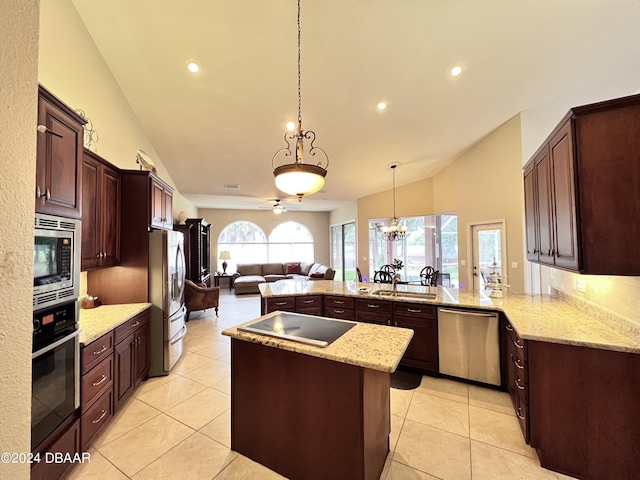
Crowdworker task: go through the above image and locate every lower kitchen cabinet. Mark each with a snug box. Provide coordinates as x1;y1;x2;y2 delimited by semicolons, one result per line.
504;319;529;442
114;312;150;412
392;302;438;373
295;295;323;315
324;296;355;320
354;298;392;325
31;416;81;480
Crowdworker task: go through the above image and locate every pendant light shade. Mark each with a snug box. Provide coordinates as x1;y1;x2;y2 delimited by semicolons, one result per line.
271;0;329;202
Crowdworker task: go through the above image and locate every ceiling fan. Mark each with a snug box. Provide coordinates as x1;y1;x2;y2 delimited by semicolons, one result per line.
272;199;287;214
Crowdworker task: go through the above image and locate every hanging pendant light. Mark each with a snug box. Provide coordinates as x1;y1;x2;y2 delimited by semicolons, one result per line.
381;164;407;241
272;0;329;202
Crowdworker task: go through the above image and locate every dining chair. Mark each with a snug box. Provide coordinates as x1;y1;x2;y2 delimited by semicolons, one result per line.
419;266;436;286
374;264;396;284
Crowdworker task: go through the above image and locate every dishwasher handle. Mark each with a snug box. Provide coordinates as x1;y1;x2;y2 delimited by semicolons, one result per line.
438;308;496;317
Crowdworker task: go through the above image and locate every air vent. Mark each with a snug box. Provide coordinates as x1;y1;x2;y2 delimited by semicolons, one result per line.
37;218;58;229
59;220;78;231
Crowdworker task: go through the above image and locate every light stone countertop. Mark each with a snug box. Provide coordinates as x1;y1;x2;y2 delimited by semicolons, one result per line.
258;280;640;354
222;313;414;373
79;303;152;345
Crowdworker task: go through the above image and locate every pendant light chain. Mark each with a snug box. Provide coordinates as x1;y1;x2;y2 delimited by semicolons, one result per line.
297;0;302;130
392;164;397;217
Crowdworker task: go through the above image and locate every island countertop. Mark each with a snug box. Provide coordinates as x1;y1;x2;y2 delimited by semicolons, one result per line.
258;280;640;355
222;312;414;373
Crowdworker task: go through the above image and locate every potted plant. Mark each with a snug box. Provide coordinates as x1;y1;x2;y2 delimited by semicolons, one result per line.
392;258;404;270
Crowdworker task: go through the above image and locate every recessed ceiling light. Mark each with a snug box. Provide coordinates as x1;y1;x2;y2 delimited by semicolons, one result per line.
377;101;387;111
451;65;462;77
286;121;296;131
187;62;199;73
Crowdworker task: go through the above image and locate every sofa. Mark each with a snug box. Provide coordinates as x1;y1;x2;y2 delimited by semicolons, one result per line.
232;262;335;294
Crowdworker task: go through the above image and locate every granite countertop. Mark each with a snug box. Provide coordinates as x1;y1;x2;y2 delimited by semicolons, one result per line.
258;280;640;354
223;314;414;373
79;303;152;345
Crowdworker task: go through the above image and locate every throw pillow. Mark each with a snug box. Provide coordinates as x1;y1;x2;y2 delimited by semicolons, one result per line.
286;262;301;274
310;272;324;278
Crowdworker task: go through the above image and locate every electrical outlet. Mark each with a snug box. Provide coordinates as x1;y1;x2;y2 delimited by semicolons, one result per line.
576;277;587;293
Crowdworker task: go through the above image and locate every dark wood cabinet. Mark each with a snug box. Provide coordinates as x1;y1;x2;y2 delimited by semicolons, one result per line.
324;296;355;320
392;303;438;373
35;85;86;219
523;93;640;274
264;296;296;314
150;176;173;230
295;295;323;315
528;341;640;480
354;298;393;325
503;319;529;443
175;218;211;286
81;149;121;270
114;311;150;412
31;416;80;480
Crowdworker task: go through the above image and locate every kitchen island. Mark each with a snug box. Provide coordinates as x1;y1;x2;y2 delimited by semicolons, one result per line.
222;311;413;480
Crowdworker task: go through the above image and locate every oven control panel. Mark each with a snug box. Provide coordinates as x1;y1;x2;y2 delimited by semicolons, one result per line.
33;301;77;352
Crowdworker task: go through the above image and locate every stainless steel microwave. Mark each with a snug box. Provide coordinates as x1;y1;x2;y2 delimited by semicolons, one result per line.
33;213;81;310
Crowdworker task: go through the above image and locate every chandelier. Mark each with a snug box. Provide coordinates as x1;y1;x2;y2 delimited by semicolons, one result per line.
272;0;329;202
381;164;407;241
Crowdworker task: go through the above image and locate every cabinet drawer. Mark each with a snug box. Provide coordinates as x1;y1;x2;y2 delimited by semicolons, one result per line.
393;302;436;318
266;297;296;311
355;310;391;325
81;388;113;451
81;353;113;412
511;350;528;385
325;296;354;309
355;298;392;314
295;295;322;308
505;321;527;360
514;392;530;443
297;306;323;316
324;307;355;321
82;332;114;373
115;311;150;344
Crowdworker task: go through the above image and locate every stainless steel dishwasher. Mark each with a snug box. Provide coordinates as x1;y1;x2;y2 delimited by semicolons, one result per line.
437;307;501;386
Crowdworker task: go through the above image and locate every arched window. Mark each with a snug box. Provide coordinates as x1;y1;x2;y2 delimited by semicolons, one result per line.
217;221;267;271
268;221;314;263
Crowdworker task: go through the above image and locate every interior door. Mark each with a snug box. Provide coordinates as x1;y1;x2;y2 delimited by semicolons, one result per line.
471;222;505;292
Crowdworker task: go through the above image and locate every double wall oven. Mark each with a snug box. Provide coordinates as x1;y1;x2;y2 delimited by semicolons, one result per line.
32;213;81;450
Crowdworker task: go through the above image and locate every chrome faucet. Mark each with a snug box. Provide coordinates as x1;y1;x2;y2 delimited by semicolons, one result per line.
392;273;401;292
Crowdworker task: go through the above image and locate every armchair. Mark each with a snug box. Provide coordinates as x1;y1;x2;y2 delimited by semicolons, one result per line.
184;279;220;320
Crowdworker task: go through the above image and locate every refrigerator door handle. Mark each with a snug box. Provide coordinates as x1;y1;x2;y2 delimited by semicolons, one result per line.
169;305;187;323
171;324;188;345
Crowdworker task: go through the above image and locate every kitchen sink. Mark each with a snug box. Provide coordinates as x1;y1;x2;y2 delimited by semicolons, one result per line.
371;290;437;300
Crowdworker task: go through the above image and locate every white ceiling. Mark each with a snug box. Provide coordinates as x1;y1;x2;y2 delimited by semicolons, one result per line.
71;0;640;212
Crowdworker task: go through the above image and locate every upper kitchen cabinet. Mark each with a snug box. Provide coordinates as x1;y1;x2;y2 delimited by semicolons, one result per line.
82;149;121;270
120;170;174;231
36;85;87;219
523;94;640;275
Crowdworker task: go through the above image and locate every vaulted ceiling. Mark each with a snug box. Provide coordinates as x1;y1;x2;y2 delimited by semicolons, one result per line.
71;0;640;212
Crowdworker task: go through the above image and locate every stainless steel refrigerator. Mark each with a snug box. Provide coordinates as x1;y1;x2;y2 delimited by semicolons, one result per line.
148;229;187;377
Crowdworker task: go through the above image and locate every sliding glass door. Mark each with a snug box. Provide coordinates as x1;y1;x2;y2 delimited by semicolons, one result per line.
331;222;356;281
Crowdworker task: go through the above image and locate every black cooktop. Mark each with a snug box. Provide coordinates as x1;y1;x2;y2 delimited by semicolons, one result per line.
238;311;356;348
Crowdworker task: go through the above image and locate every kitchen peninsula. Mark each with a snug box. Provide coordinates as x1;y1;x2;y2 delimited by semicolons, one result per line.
222;312;413;480
257;279;640;480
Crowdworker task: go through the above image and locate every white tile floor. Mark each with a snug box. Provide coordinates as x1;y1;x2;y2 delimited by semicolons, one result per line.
70;291;575;479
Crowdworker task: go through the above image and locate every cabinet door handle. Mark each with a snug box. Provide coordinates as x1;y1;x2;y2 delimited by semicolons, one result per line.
35;186;51;200
130;321;140;328
37;124;63;138
407;308;421;313
516;407;526;420
550;249;555;256
515;378;526;390
93;345;108;356
367;304;380;308
92;374;108;386
92;409;107;424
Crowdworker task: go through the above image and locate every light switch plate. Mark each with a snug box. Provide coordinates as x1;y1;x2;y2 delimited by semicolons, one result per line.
460;260;466;266
511;262;518;268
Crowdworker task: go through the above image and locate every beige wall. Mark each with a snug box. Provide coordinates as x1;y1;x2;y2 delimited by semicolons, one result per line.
0;2;39;478
356;116;525;293
198;209;331;272
38;0;197;220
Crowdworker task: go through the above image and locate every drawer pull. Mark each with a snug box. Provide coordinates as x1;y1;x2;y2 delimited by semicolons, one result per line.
275;301;288;306
334;300;345;304
334;309;345;314
407;308;422;313
92;374;108;386
516;407;526;420
514;358;525;370
515;378;525;390
505;323;514;332
302;299;315;304
367;304;380;308
92;409;107;424
130;321;140;328
513;339;524;349
93;345;108;356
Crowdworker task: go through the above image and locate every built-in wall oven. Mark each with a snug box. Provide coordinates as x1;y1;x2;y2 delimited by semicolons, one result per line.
31;300;80;449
